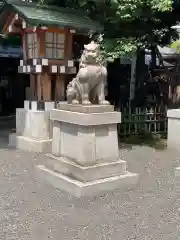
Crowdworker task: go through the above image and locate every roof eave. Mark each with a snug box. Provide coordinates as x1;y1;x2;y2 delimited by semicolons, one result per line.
3;2;103;34
26;17;102;33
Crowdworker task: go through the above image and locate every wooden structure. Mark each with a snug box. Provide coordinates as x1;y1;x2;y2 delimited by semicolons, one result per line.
117;105;167;138
0;0;101;102
161;55;180;107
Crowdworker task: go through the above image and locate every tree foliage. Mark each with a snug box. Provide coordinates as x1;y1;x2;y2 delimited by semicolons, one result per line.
171;39;180;52
40;0;180;61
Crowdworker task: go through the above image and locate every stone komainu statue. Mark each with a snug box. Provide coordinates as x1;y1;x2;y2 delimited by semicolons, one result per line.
66;41;109;105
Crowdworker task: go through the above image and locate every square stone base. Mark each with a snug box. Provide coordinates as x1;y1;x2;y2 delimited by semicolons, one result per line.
37;164;138;197
46;153;127;182
9;133;52;153
38;105;138;197
51;108;121;165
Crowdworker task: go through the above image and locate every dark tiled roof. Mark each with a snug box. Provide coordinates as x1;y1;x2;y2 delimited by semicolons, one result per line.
7;1;101;32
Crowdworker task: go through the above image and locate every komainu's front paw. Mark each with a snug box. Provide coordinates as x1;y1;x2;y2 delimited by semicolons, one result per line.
72;99;79;104
99;100;110;105
82;100;91;105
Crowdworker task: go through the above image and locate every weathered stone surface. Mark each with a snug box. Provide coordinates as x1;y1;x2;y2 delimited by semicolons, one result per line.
46;154;127;182
167;109;180;150
38;107;138;196
57;103;114;113
50;109;121;126
51;118;120;165
37;165;138;197
9;133;52;153
10;105;54;152
167;109;180;118
23;110;51;140
16;108;26;135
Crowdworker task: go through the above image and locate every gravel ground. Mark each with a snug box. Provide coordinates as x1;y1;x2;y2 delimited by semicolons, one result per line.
0;129;180;240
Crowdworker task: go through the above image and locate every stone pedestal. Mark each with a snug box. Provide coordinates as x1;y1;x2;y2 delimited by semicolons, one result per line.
167;109;180;150
168;109;180;177
9;101;55;152
37;104;138;197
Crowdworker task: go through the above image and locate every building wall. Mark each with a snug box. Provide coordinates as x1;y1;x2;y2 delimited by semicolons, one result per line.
0;57;28;116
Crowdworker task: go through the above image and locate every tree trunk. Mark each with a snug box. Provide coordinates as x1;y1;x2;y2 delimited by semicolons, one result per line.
150;45;156;69
134;49;147;106
129;54;137;102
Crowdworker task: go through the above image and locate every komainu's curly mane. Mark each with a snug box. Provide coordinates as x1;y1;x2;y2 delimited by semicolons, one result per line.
79;41;103;68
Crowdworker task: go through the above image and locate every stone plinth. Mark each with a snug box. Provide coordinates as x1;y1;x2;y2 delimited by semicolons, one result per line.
9;101;55;152
37;104;138;197
167;109;180;150
57;103;114;113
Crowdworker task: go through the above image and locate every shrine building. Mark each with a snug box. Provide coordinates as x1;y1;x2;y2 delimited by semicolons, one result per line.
0;0;101;106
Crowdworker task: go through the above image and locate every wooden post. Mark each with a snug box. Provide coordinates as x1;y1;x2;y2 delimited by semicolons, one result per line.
55;75;65;101
65;31;73;59
39;30;45;57
58;30;73;100
42;72;51;101
37;74;42;101
129;54;137;102
22;34;27;60
30;74;36;99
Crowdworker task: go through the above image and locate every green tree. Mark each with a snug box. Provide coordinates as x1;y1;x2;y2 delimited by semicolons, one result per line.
40;0;180;62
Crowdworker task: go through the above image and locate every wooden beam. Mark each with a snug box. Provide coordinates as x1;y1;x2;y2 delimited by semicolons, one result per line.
46;27;65;34
24;27;47;33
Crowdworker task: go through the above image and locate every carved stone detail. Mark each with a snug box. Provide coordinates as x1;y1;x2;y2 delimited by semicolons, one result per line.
66;41;109;105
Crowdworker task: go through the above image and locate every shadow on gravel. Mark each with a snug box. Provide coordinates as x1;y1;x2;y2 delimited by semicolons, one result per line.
0;115;15;150
119;133;167;151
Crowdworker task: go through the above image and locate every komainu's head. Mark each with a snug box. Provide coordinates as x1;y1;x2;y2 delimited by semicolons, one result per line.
83;41;100;64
